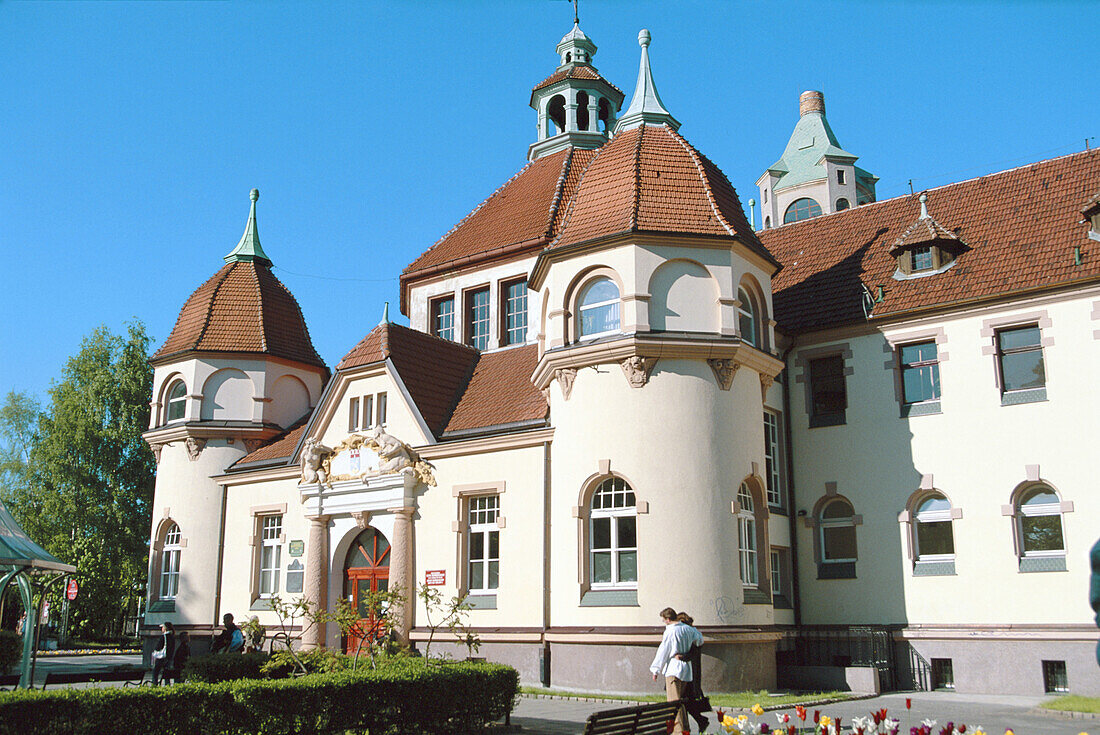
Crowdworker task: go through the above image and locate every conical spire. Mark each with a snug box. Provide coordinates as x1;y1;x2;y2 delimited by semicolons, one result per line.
615;29;679;133
224;188;273;266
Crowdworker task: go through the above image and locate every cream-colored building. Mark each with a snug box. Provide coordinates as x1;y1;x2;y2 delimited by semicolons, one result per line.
142;23;1100;696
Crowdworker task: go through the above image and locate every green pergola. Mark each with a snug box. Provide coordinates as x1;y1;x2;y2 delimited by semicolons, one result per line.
0;497;76;688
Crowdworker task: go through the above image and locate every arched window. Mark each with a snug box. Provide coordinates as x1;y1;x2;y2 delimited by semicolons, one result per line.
165;380;187;423
817;498;857;578
783;197;823;224
764;216;771;229
835;198;850;211
914;493;955;561
737;483;757;587
577;277;620;339
589;477;637;588
737;287;757;347
160;523;181;600
598;97;611;132
548;95;566;136
1016;485;1065;559
576;91;590;132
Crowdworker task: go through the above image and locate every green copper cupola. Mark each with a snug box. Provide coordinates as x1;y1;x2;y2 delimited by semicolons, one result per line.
224;188;273;266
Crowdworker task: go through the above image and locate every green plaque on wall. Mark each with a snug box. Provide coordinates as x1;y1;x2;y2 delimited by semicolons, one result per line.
288;540;305;557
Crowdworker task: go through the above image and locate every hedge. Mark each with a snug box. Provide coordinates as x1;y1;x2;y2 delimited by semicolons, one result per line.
182;652;271;682
0;659;518;735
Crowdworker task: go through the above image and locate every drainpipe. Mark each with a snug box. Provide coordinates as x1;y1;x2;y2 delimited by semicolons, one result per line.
781;343;802;628
541;439;552;687
212;483;229;635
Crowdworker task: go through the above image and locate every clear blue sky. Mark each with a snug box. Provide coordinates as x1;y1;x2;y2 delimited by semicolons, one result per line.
2;1;1095;401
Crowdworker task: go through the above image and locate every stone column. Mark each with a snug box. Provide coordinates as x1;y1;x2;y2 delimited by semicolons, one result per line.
302;514;330;649
389;507;415;645
587;95;600;132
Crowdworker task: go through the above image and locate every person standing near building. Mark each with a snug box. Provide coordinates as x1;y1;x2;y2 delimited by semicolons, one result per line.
169;631;191;683
151;621;175;685
1091;538;1100;667
675;612;710;733
211;613;243;654
650;607;702;735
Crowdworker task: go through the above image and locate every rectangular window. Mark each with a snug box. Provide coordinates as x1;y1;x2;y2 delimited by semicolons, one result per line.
160;549;180;599
900;341;940;406
348;397;360;432
259;515;283;596
931;658;955;690
996;325;1045;394
809;355;847;427
770;547;792;606
432;296;455;341
770;550;782;596
911;246;933;271
502;279;528;346
837;169;846;185
363;395;374;429
376;392;387;426
465;288;491;350
1042;660;1068;693
467;496;500;593
762;411;784;507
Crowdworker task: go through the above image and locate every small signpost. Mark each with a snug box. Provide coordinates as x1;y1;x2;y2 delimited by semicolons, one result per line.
425;570;445;586
66;579;79;601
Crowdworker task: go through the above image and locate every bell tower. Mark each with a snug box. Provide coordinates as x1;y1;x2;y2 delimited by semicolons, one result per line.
528;18;624;161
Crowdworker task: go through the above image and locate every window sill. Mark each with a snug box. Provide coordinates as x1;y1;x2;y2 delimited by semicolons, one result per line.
772;595;793;610
465;594;497;610
743;588;772;605
901;400;941;418
809;412;846;428
250;598;275;611
913;560;956;576
817;562;856;579
1001;387;1047;406
148;599;175;613
767;504;788;516
580;589;638;607
1019;555;1067;573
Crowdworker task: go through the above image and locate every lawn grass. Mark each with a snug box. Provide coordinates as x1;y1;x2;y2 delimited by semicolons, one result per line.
1040;695;1100;714
520;686;851;709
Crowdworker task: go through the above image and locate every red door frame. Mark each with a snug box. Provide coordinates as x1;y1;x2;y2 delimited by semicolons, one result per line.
344;529;391;653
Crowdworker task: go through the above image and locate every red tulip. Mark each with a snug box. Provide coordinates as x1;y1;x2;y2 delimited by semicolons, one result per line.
813;710;820;724
906;698;912;710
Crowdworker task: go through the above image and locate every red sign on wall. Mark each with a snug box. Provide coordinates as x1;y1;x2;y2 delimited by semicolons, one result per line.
66;579;79;601
424;570;446;586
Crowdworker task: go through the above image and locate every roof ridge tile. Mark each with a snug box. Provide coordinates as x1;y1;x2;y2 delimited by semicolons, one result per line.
548;136;606;249
629;124;645;232
545;147;575;240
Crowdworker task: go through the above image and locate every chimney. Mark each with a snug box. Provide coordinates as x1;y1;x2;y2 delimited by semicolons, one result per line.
799;90;825;117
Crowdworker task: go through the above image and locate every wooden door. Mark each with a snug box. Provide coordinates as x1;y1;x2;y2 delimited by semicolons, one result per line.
343;527;391;654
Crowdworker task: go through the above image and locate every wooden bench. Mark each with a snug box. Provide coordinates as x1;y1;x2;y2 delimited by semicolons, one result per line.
583;699;685;735
0;674;21;691
42;669;149;688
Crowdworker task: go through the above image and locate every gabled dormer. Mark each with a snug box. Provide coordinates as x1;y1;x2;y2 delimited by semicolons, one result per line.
890;193;965;279
1083;191;1100;242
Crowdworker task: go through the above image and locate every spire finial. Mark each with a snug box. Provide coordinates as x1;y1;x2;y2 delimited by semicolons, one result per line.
614;29;680;133
379;302;390;327
572;0;579;25
919;192;929;219
224;188;273;266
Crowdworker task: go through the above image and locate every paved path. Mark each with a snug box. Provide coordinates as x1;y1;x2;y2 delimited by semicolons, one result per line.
511;691;1093;735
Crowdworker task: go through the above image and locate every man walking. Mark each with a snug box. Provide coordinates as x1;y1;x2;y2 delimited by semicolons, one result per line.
650;607;703;734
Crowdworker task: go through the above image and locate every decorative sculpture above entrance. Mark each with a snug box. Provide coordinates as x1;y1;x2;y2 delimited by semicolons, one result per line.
299;427;436;488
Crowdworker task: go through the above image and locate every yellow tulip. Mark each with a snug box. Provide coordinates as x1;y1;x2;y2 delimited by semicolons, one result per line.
820;715;832;729
752;704;765;716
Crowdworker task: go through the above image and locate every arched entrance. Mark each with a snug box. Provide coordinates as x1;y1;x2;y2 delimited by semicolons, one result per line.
342;526;390;653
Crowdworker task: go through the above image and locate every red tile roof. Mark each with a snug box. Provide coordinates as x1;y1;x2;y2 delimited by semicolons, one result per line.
760;149;1100;333
443;344;547;434
338;323;479;437
889;213;959;255
550;124;768;256
236;418;309;465
152;261;325;368
531;65;623;96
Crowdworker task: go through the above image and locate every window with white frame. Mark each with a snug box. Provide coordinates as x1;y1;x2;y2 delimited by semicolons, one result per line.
737;483;757;587
259;515;283;596
577;278;620;339
465;288;491;349
467;496;500;593
159;523;182;599
502;279;528;346
363;394;374;429
432;296;455;341
589;477;637;587
770;549;782;596
914;493;955;561
349;396;360;432
376;392;387;426
817;498;857;578
996;324;1045;396
1016;485;1064;558
762;411;784;507
738;287;757;347
165;380;187;423
900;341;940;407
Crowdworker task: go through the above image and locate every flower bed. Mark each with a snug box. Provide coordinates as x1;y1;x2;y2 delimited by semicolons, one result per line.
715;701;1092;735
0;658;519;735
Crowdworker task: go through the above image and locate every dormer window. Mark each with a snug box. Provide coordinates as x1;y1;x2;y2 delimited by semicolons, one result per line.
911;246;934;272
1083;192;1100;242
891;194;964;280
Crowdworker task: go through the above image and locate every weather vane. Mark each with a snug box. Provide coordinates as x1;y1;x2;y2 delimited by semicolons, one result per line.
572;0;579;25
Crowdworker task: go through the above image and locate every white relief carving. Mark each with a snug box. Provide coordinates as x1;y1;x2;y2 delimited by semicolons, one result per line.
620;356;656;388
150;443;164;464
185;437;207;461
300;437;332;485
555;368;577;400
708;359;739;391
350;510;371;530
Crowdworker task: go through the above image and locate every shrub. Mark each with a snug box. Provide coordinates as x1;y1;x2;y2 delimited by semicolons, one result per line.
260;648;349;678
0;631;21;673
181;652;269;682
0;658;519;735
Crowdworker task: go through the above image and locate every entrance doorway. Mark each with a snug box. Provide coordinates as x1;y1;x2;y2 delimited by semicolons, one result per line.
343;526;391;654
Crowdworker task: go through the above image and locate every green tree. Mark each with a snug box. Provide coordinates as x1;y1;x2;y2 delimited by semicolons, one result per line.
18;322;155;639
0;390;41;508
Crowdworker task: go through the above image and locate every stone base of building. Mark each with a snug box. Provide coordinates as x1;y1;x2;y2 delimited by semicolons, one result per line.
897;627;1100;697
421;637;777;694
